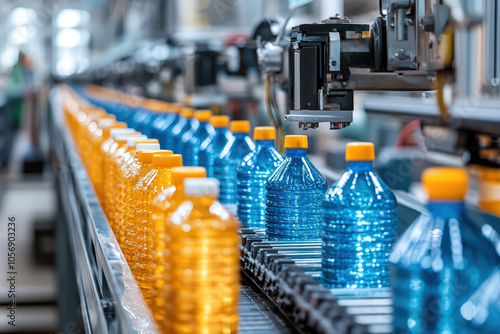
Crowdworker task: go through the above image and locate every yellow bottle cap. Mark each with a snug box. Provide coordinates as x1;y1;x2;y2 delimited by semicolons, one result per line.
145;99;171;112
422;167;468;201
138;150;171;163
210;115;230;128
254;126;276;140
345;142;375;161
479;167;500;181
194;110;213;122
284;135;308;149
181;108;195;118
111;122;128;129
169;103;181;113
152;154;183;168
230;120;250;133
170;167;207;186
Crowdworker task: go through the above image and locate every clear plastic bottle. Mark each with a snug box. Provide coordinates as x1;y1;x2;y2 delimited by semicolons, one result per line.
182;110;214;166
214;120;255;214
322;142;397;288
151;104;181;149
390;167;500;334
133;154;183;304
150;166;207;328
121;149;171;261
199;115;232;177
237;127;283;228
266;135;326;240
171;108;195;154
162;178;240;333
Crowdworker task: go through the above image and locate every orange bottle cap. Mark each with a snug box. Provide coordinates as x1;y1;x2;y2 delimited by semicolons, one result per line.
111;122;128;129
345;142;375;161
145;99;171;112
422;167;468;201
138;150;171;163
254;126;276;140
170;167;207;186
181;108;195;118
194;110;213;122
284;135;308;149
152;154;183;168
230;120;250;133
210;115;230;128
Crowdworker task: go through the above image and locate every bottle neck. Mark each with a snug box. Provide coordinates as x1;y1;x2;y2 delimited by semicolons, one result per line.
233;132;248;140
348;161;373;172
256;140;274;148
214;127;228;134
286;148;306;158
427;201;466;220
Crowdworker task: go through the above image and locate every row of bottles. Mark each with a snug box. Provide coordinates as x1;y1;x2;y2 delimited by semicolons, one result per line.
65;85;500;333
61;86;239;334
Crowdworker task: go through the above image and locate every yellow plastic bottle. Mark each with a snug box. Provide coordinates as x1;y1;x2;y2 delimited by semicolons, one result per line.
133;154;183;303
149;166;207;327
121;149;172;258
104;132;142;225
82;114;116;168
162;177;240;334
76;108;106;154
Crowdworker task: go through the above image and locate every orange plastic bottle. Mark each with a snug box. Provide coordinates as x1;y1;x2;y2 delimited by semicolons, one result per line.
162;178;240;334
133;154;183;303
149;166;207;327
121;149;172;260
76;108;106;154
82;114;116;168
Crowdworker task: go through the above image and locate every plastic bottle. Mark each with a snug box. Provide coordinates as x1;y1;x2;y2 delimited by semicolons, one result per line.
140;100;173;137
237;127;283;228
151;104;181;149
390;167;500;334
214;120;255;214
182;110;214;166
178;111;201;159
82;114;115;168
133;154;183;304
162;178;240;333
150;166;207;327
266;135;327;240
322;142;397;289
478;167;500;217
171;108;195;154
121;149;172;261
199;115;232;177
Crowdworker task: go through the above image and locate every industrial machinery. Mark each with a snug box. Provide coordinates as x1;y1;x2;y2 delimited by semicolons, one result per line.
287;0;500;130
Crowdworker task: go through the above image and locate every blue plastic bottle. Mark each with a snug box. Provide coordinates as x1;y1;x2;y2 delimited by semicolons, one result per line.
237;127;283;228
131;107;151;133
322;142;397;289
266;135;327;240
182;110;214;166
139;100;174;138
150;106;180;150
199;116;233;177
170;108;195;155
390;167;500;334
213;120;255;214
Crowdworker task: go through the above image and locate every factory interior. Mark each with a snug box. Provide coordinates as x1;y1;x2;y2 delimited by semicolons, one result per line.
0;0;499;333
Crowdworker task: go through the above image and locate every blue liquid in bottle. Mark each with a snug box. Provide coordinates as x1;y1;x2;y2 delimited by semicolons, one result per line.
150;112;179;150
322;142;397;289
266;135;326;240
183;111;214;166
213;121;254;214
131;107;151;133
390;167;500;334
178;118;199;160
199;117;232;177
171;108;195;155
237;127;283;228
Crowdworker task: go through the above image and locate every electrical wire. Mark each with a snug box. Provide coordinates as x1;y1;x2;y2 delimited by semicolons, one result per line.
265;75;285;154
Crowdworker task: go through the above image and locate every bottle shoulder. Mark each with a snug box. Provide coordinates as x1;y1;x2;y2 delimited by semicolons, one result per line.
267;157;327;190
167;200;239;231
238;147;284;173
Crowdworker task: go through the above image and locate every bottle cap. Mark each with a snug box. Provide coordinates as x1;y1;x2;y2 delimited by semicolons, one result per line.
254;126;276;140
210;115;230;128
170;167;207;186
110;122;128;129
345;142;375;161
184;178;219;197
114;132;142;142
230;120;250;133
135;141;160;152
145;99;171;112
169;103;181;113
138;150;171;163
126;135;148;147
284;135;308;149
152;154;183;168
194;110;212;122
422;167;468;201
98;119;115;129
110;128;135;137
181;107;195;118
